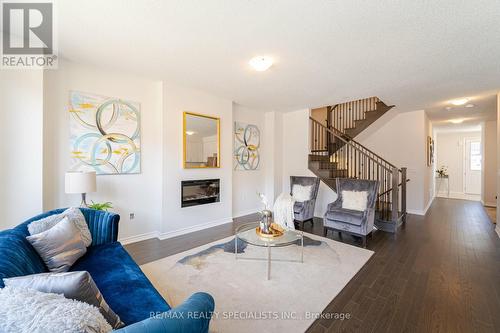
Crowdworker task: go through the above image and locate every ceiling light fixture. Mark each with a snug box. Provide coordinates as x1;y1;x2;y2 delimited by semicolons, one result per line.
186;131;195;136
445;106;452;110
464;104;475;108
449;119;464;124
449;98;469;106
249;56;273;71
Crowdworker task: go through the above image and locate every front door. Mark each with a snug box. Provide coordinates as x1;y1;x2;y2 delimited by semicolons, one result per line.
464;138;481;195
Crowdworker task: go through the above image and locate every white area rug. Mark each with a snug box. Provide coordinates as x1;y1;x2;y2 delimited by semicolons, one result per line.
141;232;373;333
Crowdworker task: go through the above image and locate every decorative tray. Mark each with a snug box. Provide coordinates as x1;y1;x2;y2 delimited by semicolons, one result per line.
256;223;284;238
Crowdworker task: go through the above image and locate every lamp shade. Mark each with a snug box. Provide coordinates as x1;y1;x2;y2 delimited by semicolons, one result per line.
65;171;97;194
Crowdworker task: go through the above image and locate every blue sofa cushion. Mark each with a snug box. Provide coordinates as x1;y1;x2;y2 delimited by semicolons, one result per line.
0;229;47;287
70;242;170;325
325;207;364;226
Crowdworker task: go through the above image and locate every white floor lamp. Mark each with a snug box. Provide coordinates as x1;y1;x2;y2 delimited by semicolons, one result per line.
65;171;97;207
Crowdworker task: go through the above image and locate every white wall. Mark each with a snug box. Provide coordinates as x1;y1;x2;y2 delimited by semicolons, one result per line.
482;120;497;206
356;109;431;215
424;112;435;208
281;109;336;217
161;83;233;237
43;60;163;241
496;93;500;237
264;111;284;205
232;104;268;217
435;130;481;197
0;70;44;229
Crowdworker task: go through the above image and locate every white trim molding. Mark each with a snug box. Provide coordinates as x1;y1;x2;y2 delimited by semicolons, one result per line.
435;191;481;201
119;217;234;245
119;231;159;245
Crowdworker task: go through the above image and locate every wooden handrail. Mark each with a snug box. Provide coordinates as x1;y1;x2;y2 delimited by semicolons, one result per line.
378;179;411;197
326;121;398;170
309;103;407;227
310;117;393;171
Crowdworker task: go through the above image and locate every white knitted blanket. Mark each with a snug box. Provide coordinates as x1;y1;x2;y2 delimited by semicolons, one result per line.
273;192;296;230
0;286;112;333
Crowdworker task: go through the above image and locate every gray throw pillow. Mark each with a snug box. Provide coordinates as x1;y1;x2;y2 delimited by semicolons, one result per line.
28;207;92;247
26;217;87;273
4;271;124;329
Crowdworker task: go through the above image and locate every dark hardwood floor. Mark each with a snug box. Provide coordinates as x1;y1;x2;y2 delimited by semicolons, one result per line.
125;198;500;332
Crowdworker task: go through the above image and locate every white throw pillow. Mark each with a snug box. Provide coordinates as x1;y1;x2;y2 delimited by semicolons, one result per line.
0;286;112;333
341;190;369;211
292;185;313;202
28;207;92;247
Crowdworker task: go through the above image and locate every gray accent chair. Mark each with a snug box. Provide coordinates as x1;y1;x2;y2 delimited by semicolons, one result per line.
290;176;320;230
323;178;379;247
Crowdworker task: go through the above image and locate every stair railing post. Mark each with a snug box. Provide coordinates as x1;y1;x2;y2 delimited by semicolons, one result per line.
391;167;399;224
401;167;407;223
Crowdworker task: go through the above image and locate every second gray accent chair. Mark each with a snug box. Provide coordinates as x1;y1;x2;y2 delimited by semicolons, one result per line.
290;176;320;230
323;178;379;247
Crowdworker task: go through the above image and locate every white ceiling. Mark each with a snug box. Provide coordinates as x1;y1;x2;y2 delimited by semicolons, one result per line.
57;0;500;113
427;93;497;129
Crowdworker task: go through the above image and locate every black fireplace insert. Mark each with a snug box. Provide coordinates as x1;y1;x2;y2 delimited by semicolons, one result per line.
181;179;220;208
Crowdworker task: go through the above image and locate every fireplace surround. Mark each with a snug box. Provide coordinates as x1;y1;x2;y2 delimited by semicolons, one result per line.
181;179;220;208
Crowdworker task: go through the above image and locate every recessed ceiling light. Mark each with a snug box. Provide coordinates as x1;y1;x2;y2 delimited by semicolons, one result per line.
449;119;464;124
464;104;475;108
449;98;469;106
186;131;195;136
445;106;452;110
249;56;273;71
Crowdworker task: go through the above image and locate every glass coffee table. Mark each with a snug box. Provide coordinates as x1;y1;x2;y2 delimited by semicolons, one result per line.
235;221;304;280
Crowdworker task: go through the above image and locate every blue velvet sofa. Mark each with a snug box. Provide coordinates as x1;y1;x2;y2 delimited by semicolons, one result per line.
0;208;214;333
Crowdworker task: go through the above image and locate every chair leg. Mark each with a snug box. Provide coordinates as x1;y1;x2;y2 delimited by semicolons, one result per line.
323;227;328;237
338;231;342;239
362;236;367;248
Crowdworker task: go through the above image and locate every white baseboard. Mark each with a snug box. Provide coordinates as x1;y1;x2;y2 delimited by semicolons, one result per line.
483;202;497;208
496;226;500;238
158;217;233;240
407;209;424;216
422;196;435;215
119;231;159;245
119;217;234;245
436;191;480;201
406;197;434;216
233;208;260;218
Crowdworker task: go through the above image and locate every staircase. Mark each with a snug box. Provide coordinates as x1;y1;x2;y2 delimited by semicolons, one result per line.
309;97;408;233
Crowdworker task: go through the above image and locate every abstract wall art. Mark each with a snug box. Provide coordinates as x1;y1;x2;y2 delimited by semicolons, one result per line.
69;91;141;175
234;122;260;170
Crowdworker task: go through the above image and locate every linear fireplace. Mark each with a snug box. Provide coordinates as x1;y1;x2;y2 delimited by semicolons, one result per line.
181;179;220;208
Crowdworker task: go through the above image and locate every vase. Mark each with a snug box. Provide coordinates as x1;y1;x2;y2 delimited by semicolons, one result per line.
260;210;273;234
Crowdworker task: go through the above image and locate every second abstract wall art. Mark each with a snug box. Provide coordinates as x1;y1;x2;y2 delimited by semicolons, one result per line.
234;122;260;170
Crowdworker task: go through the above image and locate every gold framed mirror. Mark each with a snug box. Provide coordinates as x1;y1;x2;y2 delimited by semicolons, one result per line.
183;112;220;168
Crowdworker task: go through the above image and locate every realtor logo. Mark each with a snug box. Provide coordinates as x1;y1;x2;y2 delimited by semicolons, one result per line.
1;1;57;68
